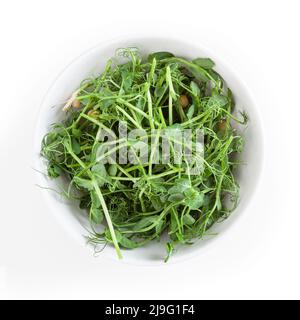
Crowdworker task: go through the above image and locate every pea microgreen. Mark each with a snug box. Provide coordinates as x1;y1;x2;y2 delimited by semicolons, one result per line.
41;48;247;261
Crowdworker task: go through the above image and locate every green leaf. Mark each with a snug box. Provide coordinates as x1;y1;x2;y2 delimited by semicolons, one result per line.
90;190;100;208
91;163;108;187
154;84;167;98
183;213;195;225
132;216;158;231
168;193;185;203
148;51;174;61
47;163;62;178
186;104;195;119
183;188;204;210
121;70;134;92
173;58;210;82
71;137;81;155
112;230;139;249
119;235;139;249
207;94;228;108
208;69;221;81
73;176;94;191
190;81;200;96
91;163;106;176
150;195;164;210
108;164;118;176
90;205;103;224
170;210;178;234
136;96;146;110
155;219;165;234
168;178;190;195
192;57;215;69
71;128;82;138
151;179;167;193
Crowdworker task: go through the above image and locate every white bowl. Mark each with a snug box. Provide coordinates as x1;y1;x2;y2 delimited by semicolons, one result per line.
33;36;264;265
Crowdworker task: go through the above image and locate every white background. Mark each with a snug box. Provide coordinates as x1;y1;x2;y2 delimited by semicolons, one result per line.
0;0;299;299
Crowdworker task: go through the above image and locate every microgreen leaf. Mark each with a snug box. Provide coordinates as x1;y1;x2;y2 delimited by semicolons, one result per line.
183;188;205;210
186;104;195;119
190;81;200;96
73;177;94;191
148;51;174;61
90;205;104;224
183;213;196;226
192;57;215;69
71;137;81;155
